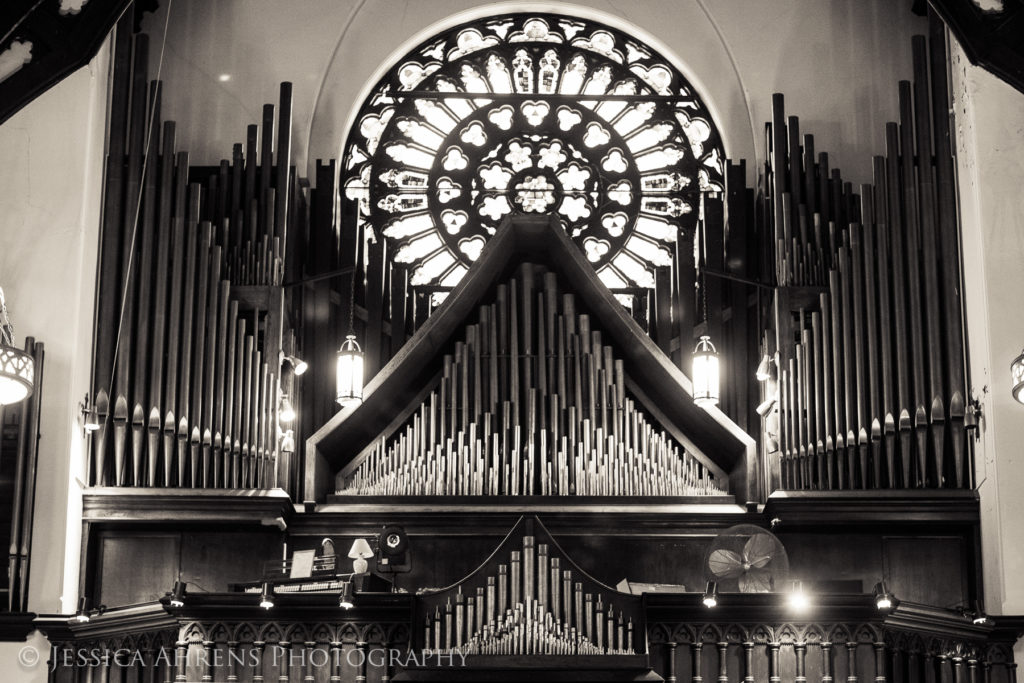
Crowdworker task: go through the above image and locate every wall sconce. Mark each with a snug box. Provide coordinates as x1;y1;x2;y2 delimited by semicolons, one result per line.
1011;349;1024;404
280;429;295;454
169;580;187;607
348;538;374;573
692;335;719;408
284;354;308;376
336;335;364;407
756;392;778;417
971;599;990;626
338;581;355;610
702;580;718;608
279;395;295;423
873;581;894;610
80;393;100;432
259;581;275;609
0;287;34;406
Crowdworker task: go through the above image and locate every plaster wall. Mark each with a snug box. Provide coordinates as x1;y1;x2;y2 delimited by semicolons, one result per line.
950;36;1024;630
0;35;110;682
140;0;925;187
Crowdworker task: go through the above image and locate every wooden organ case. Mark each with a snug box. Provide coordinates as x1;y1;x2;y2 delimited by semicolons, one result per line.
31;9;1024;683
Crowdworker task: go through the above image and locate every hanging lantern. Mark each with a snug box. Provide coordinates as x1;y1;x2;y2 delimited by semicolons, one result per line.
0;288;33;406
336;334;364;407
692;335;719;408
1012;348;1024;405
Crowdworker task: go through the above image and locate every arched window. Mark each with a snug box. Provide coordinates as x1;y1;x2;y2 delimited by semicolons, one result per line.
343;13;725;300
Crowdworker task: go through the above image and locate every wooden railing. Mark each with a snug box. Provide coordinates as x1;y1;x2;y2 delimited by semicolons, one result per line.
38;594;1020;682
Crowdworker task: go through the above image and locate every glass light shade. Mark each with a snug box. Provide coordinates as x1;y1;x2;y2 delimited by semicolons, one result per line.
787;580;810;611
755;353;772;381
702;580;718;608
336;335;364;406
692;335;719;407
169;580;187;607
0;345;34;405
339;581;355;610
287;355;308;376
259;581;275;609
1012;348;1024;404
348;538;374;559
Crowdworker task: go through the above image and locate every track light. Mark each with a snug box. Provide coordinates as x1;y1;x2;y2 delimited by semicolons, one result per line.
339;581;355;610
755;354;772;381
873;581;894;610
279;395;295;423
259;581;275;609
702;580;718;608
787;581;810;611
284;354;308;376
74;596;91;623
169;580;187;607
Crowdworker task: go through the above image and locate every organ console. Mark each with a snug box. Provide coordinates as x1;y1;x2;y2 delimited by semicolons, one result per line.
415;517;644;658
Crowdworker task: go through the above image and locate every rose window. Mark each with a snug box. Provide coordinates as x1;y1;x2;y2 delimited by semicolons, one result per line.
343;13;725;294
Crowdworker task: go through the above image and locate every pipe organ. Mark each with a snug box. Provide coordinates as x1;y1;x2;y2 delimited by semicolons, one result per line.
763;26;969;491
89;27;298;493
337;263;727;498
417;517;643;657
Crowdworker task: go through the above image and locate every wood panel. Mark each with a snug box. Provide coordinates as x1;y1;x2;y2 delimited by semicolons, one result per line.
97;533;179;606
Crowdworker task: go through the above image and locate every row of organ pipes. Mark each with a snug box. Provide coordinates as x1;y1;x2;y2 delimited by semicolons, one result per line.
338;264;726;497
766;26;969;491
90;28;295;490
422;532;637;655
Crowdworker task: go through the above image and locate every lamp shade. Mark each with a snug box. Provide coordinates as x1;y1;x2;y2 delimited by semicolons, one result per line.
692;335;719;407
336;335;364;406
1012;348;1024;404
348;538;374;559
0;344;33;405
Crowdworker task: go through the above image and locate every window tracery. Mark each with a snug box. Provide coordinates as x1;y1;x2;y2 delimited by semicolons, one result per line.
343;13;725;292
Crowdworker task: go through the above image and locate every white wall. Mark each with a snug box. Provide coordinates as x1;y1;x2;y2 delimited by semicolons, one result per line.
951;35;1024;630
141;0;925;187
0;35;110;681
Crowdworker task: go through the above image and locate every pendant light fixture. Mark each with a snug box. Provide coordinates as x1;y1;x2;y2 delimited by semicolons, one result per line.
0;287;34;406
692;193;719;408
336;263;364;407
1011;348;1024;404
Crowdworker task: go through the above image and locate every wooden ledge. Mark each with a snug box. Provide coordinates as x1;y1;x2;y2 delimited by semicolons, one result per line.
82;487;294;526
763;489;979;526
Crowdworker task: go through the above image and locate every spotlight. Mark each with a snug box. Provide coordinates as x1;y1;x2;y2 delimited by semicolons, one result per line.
284;355;308;376
259;581;275;609
873;581;894;610
279;395;295;423
755;354;772;381
74;596;91;623
787;581;810;611
971;600;990;626
169;580;187;607
756;393;778;417
339;581;355;610
702;580;718;608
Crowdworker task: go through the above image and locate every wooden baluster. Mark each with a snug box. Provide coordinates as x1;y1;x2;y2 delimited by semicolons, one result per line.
875;643;888;683
329;642;343;683
356;642;368;683
665;642;678;683
277;641;291;683
893;647;904;683
938;654;952;683
796;643;808;683
202;640;214;683
692;642;704;683
968;656;979;683
1007;663;1017;683
381;640;394;683
909;650;921;683
848;642;860;683
954;655;966;683
174;640;188;683
923;652;935;683
771;642;783;683
981;659;990;683
744;642;756;683
303;642;316;683
252;641;265;683
718;643;730;683
823;641;835;683
226;641;239;683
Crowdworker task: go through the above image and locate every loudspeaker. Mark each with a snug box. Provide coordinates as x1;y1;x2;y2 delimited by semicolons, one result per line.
375;524;411;574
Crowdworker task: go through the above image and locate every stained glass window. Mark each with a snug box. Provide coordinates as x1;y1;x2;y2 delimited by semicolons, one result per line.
343;13;725;291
